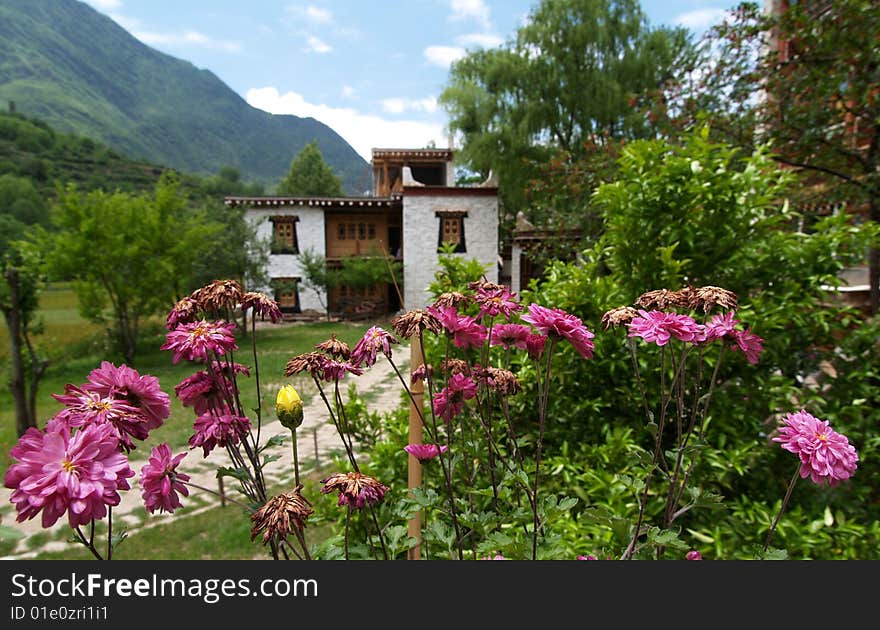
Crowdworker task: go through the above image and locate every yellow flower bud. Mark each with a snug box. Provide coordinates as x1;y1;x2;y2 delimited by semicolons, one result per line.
276;384;304;430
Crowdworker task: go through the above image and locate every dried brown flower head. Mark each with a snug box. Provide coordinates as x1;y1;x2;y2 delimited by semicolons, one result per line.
481;367;521;395
467;280;505;293
635;288;683;311
166;296;201;330
432;291;471;309
391;309;443;339
689;286;738;313
441;358;471;376
193;279;244;312
241;291;283;323
250;486;313;545
285;352;327;377
315;335;351;359
601;306;640;330
320;471;389;509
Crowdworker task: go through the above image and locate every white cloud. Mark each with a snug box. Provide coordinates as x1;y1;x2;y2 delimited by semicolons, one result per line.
342;85;357;98
456;33;504;49
84;0;122;11
305;35;332;53
305;6;333;23
135;28;241;53
424;45;467;68
246;87;447;162
381;97;438;115
674;8;729;30
450;0;491;30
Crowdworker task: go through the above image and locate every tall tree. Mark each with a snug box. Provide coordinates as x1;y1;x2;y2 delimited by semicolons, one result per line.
276;141;344;197
673;1;880;313
439;0;692;223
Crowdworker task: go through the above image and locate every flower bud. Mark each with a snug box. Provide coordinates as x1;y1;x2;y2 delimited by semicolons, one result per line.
276;384;304;430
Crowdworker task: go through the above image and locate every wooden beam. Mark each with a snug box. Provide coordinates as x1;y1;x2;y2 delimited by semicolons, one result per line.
407;333;424;560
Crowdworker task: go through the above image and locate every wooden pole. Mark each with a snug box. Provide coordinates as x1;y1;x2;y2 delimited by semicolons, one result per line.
407;332;424;560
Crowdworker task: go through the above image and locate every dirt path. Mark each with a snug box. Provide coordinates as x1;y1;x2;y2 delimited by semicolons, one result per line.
0;347;410;559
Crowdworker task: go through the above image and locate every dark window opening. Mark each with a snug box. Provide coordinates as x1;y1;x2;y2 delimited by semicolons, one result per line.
436;211;467;253
270;216;299;254
271;277;301;313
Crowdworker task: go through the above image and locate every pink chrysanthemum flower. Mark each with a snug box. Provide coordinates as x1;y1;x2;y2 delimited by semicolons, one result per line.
241;291;283;323
85;361;171;432
772;410;858;486
404;443;449;463
174;371;229;415
430;305;488;349
490;323;532;351
526;332;547;359
320;471;389;509
139;443;190;514
627;310;704;346
351;326;399;367
50;384;149;451
475;286;522;320
432;373;478;423
731;328;764;364
703;311;739;342
188;410;252;457
577;555;598;560
4;422;134;528
211;360;251;378
161;320;238;364
685;550;703;560
521;304;595;359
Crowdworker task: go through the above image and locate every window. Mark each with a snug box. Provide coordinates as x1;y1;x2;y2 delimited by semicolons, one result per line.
436;211;467;253
271;277;301;312
270;216;299;254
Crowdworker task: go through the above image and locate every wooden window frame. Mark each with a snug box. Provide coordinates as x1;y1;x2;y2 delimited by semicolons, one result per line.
270;216;300;255
436;211;468;253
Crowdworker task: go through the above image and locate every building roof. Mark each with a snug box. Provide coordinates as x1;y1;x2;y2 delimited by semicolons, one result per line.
224;195;402;209
371;148;453;161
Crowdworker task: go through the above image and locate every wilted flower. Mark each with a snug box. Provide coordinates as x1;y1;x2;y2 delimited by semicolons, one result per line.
250;486;314;545
685;550;703;561
478;366;522;395
521;304;595;359
772;410;858;486
689;286;738;313
490;323;532;350
161;320;238;364
440;358;471;376
315;335;351;359
731;328;764;364
432;291;471;309
140;443;189;514
188;410;251;457
601;306;639;330
241;291;283;323
627;310;704;346
4;422;134;528
284;352;327;378
174;371;228;415
411;363;434;385
166;296;200;330
391;309;443;339
84;361;171;432
276;384;304;430
192;279;243;313
404;443;448;463
636;289;686;311
703;311;739;342
317;357;364;382
351;326;398;367
320;472;389;509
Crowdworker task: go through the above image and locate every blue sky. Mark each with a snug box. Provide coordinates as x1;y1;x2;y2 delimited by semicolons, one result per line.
82;0;737;162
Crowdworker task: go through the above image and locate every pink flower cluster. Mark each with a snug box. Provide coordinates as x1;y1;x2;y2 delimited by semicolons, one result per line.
772;410;858;486
430;305;488;350
521;303;595;359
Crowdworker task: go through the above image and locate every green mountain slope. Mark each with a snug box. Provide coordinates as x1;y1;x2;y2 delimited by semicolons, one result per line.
0;0;371;193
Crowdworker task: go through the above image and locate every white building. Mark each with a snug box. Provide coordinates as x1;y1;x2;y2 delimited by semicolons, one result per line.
225;148;499;316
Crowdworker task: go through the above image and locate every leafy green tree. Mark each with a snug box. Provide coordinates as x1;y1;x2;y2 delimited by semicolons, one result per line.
276;141;344;197
673;1;880;313
0;174;49;227
298;247;342;320
48;174;225;363
439;0;692;221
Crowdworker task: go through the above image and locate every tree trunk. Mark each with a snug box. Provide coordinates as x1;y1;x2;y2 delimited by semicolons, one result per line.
2;268;35;437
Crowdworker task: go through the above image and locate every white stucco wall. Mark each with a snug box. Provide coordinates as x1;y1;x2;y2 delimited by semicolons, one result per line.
247;205;327;312
402;191;499;310
510;243;523;295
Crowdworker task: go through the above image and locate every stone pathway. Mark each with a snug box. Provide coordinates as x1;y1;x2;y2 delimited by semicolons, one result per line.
0;349;410;559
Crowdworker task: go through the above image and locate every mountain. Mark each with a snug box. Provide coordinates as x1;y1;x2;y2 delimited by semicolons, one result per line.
0;0;371;193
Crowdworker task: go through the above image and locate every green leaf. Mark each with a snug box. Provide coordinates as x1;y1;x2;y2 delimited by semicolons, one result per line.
686;528;715;544
258;434;287;452
216;467;251;482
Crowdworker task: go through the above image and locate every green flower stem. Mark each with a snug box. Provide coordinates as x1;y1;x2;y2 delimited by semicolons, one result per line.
531;338;556;561
73;525;104;561
764;462;802;553
181;480;254;511
291;427;300;488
